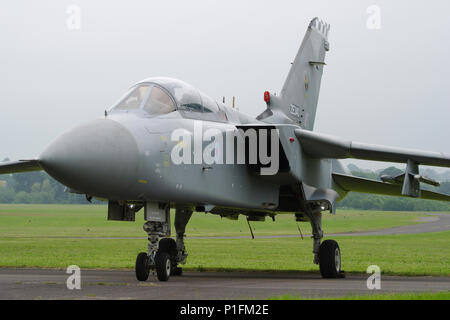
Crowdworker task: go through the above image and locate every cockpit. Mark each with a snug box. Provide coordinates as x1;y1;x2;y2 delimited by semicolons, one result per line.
111;77;228;122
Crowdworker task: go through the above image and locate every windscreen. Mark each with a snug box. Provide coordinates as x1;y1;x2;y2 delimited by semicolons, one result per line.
114;85;150;110
143;86;176;115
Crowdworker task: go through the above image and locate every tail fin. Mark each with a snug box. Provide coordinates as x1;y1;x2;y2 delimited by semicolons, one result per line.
279;18;330;130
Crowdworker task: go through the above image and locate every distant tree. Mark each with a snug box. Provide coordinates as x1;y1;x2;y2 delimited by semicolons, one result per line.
13;191;31;204
0;186;15;203
338;192;450;211
31;182;41;193
350;171;379;180
440;182;450;195
12;172;45;193
41;179;52;193
378;166;403;179
0;171;92;204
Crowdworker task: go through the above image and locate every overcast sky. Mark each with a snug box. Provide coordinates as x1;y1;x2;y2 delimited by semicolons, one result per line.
1;0;449;171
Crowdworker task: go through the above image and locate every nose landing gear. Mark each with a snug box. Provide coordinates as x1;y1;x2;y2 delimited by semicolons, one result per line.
135;219;172;282
135;204;193;282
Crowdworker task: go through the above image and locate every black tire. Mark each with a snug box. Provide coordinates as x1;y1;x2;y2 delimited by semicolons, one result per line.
135;252;150;281
155;251;171;281
158;238;178;257
171;266;183;276
159;238;182;276
319;240;341;278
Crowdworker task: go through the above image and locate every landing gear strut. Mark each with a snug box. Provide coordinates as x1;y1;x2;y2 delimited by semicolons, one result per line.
135;204;192;282
174;208;193;274
304;205;344;279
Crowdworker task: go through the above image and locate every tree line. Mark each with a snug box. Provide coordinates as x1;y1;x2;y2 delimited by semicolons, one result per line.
0;171;92;204
337;166;450;211
0;165;449;211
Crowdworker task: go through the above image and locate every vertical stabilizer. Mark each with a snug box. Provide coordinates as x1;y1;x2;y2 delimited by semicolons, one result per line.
277;18;330;130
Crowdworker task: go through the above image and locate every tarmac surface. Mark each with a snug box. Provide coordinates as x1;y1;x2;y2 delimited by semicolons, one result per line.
0;213;448;300
0;268;449;300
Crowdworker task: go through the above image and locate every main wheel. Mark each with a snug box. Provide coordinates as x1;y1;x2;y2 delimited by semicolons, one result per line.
159;238;182;276
155;251;171;281
319;240;341;278
135;252;150;281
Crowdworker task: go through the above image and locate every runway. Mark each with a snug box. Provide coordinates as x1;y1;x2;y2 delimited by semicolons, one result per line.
0;268;449;300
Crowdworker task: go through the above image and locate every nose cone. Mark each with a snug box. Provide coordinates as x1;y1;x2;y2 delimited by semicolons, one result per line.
40;119;139;198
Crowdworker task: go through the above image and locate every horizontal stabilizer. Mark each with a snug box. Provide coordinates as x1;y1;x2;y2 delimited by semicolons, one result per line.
333;173;450;202
0;160;42;175
295;129;450;168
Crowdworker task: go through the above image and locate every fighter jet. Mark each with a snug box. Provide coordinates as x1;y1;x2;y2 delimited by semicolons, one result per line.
1;18;449;281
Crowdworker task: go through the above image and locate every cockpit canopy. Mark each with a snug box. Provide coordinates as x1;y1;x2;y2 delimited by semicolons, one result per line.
111;77;227;121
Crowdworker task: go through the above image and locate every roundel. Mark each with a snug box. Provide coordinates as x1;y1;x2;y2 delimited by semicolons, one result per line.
304;70;310;91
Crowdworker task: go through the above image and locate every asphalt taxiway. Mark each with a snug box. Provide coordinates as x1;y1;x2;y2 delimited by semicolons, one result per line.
0;268;449;300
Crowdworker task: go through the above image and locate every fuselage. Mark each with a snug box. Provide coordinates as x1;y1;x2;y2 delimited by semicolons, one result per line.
38;77;348;216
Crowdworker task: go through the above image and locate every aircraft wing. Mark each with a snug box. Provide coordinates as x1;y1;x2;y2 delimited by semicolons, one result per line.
332;172;450;202
295;129;450;167
0;160;42;174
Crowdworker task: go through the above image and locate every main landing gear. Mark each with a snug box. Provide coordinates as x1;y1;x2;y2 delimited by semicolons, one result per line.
135;204;192;282
303;205;344;279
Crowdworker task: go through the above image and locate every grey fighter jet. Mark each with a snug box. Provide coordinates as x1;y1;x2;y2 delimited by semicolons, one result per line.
1;18;449;281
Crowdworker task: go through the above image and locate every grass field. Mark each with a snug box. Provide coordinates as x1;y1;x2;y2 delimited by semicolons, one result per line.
268;291;450;300
1;232;449;276
0;204;449;276
0;204;430;237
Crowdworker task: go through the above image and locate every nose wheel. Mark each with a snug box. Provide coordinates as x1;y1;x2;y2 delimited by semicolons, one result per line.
155;251;171;281
135;238;176;282
135;250;174;282
135;252;150;281
135;237;183;282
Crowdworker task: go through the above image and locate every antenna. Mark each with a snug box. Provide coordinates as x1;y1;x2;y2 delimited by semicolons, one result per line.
296;222;304;240
246;217;255;239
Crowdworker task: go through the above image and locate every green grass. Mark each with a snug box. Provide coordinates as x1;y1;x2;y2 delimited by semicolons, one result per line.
0;204;448;276
0;232;449;276
269;291;450;300
0;204;431;238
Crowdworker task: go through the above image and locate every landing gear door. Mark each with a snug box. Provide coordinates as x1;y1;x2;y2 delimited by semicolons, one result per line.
107;201;136;221
144;202;170;222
